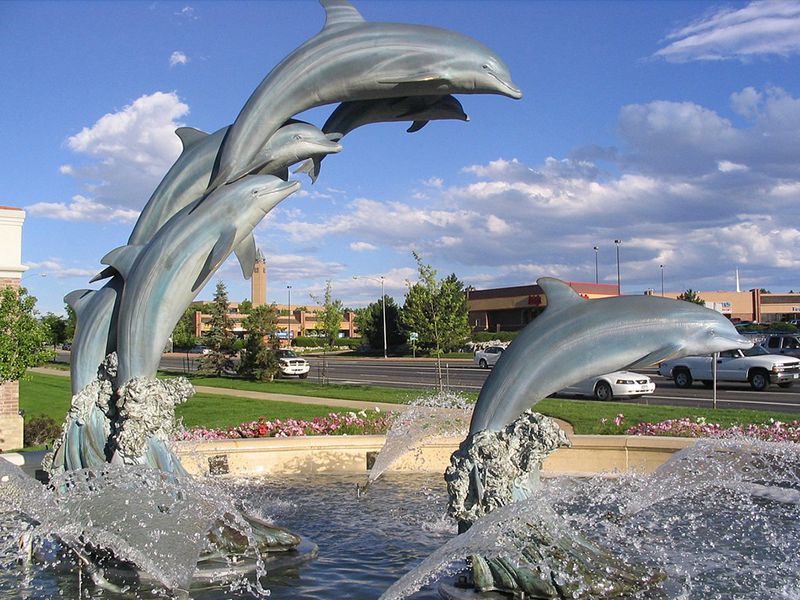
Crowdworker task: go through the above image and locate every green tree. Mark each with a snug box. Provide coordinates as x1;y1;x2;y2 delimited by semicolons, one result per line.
239;304;280;381
200;281;236;376
677;289;705;305
41;312;68;348
64;303;77;341
238;299;253;314
172;304;199;349
354;295;403;352
400;252;471;389
0;286;53;384
311;280;344;349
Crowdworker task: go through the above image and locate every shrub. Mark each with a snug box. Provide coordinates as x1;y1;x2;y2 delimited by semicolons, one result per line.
293;336;324;348
24;415;61;447
471;331;518;343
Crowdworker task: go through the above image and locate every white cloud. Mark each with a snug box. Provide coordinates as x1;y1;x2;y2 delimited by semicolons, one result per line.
423;177;444;188
350;241;378;252
24;259;97;280
169;51;189;67
654;1;800;62
63;91;188;210
717;160;749;172
26;195;139;223
175;6;197;19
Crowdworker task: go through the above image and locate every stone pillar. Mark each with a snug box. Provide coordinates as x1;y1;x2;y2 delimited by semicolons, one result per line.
0;206;27;451
251;248;267;307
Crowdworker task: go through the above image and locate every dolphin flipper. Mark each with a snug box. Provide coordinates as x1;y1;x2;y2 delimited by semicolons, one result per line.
407;120;429;133
626;344;682;370
234;233;257;280
64;289;94;314
192;227;237;292
89;266;116;284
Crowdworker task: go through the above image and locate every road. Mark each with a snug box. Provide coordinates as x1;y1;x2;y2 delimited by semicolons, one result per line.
53;350;800;414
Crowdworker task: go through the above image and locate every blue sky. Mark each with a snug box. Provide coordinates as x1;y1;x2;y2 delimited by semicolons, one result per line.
3;0;799;315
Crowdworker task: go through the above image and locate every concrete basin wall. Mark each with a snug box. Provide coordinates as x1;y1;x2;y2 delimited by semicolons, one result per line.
174;434;695;478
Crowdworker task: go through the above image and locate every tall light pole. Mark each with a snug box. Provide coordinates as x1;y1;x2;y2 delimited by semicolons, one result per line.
286;285;292;340
592;246;599;284
660;264;664;297
354;275;387;358
614;239;622;295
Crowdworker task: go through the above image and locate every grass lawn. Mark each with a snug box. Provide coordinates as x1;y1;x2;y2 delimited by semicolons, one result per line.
19;372;800;437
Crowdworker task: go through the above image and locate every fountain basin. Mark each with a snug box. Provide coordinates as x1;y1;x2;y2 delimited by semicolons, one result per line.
172;434;695;478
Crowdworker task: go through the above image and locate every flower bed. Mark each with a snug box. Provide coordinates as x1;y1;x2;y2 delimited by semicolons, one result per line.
624;415;800;443
175;409;392;442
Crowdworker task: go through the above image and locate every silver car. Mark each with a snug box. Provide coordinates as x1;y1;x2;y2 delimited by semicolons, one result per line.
474;346;504;369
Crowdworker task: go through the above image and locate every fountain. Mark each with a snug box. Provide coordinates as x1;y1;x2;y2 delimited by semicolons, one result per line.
3;1;799;598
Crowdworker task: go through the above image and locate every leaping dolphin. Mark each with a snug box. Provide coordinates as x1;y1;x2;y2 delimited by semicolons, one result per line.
208;0;521;190
128;122;340;247
111;175;300;386
469;278;754;435
295;95;468;183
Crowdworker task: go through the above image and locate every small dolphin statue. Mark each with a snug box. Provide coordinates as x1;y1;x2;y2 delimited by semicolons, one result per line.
469;278;754;434
208;0;521;190
112;175;300;386
295;95;468;183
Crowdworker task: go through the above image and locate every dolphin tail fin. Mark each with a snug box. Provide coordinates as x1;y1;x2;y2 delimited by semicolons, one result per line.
174;127;208;151
626;344;683;369
64;289;95;316
407;120;429;133
320;0;365;33
537;278;586;314
100;245;144;281
192;227;237;293
234;233;257;280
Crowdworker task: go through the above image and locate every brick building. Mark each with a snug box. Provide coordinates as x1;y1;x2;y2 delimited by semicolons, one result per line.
0;206;27;450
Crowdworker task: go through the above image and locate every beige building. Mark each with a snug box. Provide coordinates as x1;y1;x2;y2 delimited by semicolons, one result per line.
0;206;27;450
468;281;800;332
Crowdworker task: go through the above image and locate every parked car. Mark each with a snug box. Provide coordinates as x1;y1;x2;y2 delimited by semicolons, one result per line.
474;346;504;368
558;371;655;401
189;345;211;354
761;334;800;359
61;342;72;351
277;349;310;378
658;346;800;391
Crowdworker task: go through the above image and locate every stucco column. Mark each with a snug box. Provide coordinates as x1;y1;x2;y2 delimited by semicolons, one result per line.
0;206;27;451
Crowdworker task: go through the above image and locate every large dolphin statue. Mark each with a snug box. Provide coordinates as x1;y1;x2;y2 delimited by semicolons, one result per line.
295;94;468;182
110;175;300;386
64;276;124;396
208;0;522;190
469;278;754;435
127;121;340;247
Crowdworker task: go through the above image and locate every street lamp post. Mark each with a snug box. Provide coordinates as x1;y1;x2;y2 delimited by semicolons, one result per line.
660;264;664;297
614;240;622;295
286;285;292;340
593;246;599;284
354;275;387;358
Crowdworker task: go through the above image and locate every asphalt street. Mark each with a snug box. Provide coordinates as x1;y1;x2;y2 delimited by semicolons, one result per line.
54;351;800;414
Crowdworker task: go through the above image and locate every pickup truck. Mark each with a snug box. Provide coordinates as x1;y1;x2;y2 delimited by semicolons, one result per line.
658;346;800;391
762;334;800;359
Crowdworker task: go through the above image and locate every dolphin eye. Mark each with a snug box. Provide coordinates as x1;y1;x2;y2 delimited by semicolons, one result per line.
293;134;302;141
708;329;716;337
481;64;490;70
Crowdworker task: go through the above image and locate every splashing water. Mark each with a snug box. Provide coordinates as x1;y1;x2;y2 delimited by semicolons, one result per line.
365;391;472;489
381;437;800;600
0;459;280;597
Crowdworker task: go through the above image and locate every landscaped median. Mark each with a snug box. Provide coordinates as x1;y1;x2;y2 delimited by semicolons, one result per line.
15;371;800;470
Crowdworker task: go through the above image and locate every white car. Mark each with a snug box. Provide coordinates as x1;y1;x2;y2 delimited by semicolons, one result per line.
474;346;505;368
559;371;656;401
659;346;800;391
277;349;310;378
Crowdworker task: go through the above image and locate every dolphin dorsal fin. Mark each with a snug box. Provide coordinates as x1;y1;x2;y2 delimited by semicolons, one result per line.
234;233;257;280
64;289;95;315
174;127;208;151
320;0;365;33
89;266;116;283
100;245;143;280
538;278;586;313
